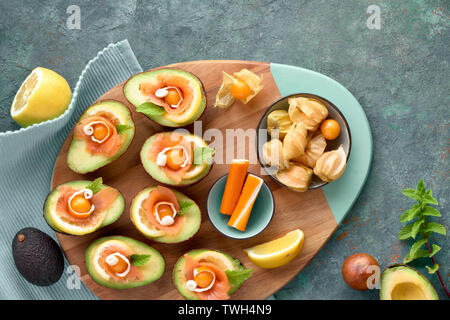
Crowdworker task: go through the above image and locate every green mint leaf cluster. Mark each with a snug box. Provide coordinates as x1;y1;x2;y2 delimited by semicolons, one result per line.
137;102;165;117
130;254;151;266
86;177;103;194
398;179;446;274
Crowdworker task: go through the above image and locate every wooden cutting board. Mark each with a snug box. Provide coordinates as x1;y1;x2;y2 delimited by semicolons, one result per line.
52;60;372;300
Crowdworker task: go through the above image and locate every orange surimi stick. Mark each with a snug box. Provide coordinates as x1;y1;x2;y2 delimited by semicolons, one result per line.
220;159;249;215
227;174;263;231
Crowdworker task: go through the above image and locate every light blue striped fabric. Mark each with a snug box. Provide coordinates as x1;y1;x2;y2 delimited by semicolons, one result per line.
0;40;142;299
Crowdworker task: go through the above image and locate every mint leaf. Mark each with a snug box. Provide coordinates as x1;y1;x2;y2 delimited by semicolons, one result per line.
178;201;194;216
404;249;429;263
86;177;103;194
398;223;414;240
400;204;421;223
411;220;423;239
408;238;427;259
226;269;253;294
193;146;215;165
130;254;151;266
424;222;446;235
137;102;165;117
422;190;438;205
422;206;441;217
116;124;132;134
426;264;439;274
429;244;441;258
401;188;422;201
417;178;425;194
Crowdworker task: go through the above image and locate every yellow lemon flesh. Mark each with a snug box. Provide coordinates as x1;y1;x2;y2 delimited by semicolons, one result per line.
244;229;304;269
11;67;72;127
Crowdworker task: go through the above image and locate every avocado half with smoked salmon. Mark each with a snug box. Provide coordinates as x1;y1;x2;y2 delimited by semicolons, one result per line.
173;249;253;300
140;131;214;186
44;179;124;236
130;186;201;243
123;68;206;127
85;236;165;289
67;100;135;174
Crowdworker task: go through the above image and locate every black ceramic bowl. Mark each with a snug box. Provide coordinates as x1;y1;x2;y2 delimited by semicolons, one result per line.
256;93;351;190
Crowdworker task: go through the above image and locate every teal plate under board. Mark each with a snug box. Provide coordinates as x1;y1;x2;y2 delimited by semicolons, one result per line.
271;63;373;224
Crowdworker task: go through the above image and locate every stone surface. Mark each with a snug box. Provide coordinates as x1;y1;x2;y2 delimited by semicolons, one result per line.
0;0;448;299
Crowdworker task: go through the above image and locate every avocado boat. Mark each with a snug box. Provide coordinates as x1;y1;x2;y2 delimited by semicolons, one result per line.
130;186;201;243
380;264;438;300
67;100;135;174
173;249;253;300
140;131;214;186
123;68;206;127
85;236;165;289
44;179;124;236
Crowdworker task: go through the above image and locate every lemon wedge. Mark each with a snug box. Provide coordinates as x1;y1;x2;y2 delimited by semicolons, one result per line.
244;229;304;268
11;67;72;127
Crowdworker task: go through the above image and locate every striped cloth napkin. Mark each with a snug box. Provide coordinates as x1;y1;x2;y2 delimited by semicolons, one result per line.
0;39;142;299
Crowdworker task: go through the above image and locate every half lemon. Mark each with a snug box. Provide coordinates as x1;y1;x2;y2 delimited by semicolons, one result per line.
11;67;72;127
244;229;305;268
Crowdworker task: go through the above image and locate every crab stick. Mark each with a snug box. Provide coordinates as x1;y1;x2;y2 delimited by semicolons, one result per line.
220;159;249;215
227;174;263;231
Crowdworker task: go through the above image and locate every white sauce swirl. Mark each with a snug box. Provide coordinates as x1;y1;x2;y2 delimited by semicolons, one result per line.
153;201;177;226
154;86;183;109
186;267;216;292
156;146;189;168
83;120;111;144
105;252;131;278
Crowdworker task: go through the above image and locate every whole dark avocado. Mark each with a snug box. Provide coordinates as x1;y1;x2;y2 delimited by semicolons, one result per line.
12;228;64;286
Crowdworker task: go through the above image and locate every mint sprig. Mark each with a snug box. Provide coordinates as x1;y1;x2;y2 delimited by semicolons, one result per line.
225;269;253;294
398;178;448;297
136;102;165;117
86;177;103;194
130;254;151;267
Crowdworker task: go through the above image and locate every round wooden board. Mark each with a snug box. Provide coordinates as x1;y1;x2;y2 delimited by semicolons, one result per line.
52;60;340;300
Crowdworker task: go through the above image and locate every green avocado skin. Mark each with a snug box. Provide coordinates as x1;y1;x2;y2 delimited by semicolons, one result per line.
123;68;206;127
173;249;246;300
67;100;135;174
12;228;64;286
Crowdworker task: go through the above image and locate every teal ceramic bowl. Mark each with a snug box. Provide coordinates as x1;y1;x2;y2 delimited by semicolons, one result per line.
206;174;274;240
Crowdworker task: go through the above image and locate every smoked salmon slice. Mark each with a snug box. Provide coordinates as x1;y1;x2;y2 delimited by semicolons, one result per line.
56;185;119;225
139;74;194;114
148;133;192;183
143;186;184;236
74;115;123;157
98;243;144;282
184;254;230;300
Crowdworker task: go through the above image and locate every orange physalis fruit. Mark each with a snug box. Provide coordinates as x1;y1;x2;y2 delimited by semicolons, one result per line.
68;195;92;219
93;123;109;142
165;88;182;106
194;266;215;288
230;80;251;100
320;119;340;140
107;255;129;274
166;148;186;170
